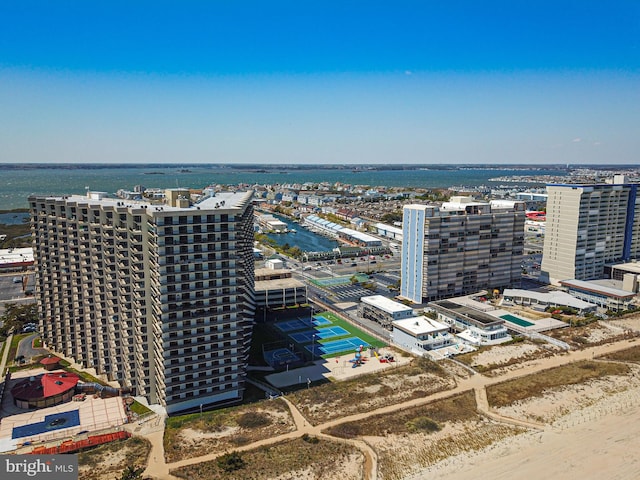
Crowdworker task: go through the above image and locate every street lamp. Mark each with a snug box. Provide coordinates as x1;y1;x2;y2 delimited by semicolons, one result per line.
312;334;317;362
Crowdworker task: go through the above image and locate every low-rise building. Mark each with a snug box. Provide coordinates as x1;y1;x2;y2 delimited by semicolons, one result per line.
502;288;596;313
429;299;511;345
559;279;636;312
0;248;34;271
392;316;453;352
358;295;414;329
256;214;288;232
254;267;307;312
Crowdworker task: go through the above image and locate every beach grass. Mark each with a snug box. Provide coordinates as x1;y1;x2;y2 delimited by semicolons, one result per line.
486;360;629;408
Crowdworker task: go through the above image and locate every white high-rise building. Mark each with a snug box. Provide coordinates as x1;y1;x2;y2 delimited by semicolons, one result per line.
29;190;255;414
541;178;640;285
400;197;525;303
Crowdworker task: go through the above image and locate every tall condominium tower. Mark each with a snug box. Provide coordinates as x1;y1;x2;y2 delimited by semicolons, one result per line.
401;197;525;303
29;190;255;414
541;177;640;285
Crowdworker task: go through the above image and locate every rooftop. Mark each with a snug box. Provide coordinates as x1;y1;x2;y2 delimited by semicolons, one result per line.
360;295;414;315
30;190;253;214
255;276;305;291
393;316;449;335
503;288;595;310
430;300;505;326
0;248;34;267
560;279;635;299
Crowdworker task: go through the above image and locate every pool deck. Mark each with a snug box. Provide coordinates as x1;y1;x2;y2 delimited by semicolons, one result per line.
0;368;128;447
493;308;566;332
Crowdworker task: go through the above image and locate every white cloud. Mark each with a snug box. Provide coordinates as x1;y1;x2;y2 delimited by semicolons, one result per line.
572;137;582;143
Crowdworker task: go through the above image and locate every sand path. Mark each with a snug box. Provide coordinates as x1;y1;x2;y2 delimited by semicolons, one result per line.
138;337;640;479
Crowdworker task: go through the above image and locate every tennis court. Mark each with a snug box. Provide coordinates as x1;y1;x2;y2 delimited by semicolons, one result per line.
305;336;370;357
12;410;81;439
312;315;332;326
275;315;334;333
289;326;350;344
275;319;310;332
501;314;535;327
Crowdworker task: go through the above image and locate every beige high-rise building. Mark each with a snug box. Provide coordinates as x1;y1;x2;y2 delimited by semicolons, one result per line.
400;197;525;303
541;178;640;285
29;189;255;414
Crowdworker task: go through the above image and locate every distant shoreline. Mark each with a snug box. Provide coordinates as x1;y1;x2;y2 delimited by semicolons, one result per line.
1;162;632;171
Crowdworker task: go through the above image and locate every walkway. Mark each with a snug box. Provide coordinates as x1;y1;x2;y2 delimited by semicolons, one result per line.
137;337;639;479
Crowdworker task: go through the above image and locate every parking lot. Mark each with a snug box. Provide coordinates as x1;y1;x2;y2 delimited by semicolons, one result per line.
0;272;35;315
327;284;379;301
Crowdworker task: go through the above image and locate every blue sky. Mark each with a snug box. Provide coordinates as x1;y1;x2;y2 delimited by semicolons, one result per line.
0;1;638;164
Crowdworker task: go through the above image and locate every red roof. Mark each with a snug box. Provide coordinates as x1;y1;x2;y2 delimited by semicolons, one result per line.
40;357;61;365
11;372;80;401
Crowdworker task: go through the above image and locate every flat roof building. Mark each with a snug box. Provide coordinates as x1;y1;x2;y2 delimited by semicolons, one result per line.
542;179;640;285
29;190;256;414
559;279;635;312
304;215;383;248
254;267;307;312
430;299;511;345
401;197;525;303
358;295;414;329
392;316;453;353
0;248;34;271
502;288;596;313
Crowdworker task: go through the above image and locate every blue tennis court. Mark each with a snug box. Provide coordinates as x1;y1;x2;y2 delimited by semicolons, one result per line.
312;315;332;326
289;326;350;344
275;315;333;333
275;319;310;332
12;410;81;439
305;336;370;357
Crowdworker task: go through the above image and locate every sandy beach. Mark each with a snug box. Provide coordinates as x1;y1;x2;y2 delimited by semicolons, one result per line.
418;402;640;480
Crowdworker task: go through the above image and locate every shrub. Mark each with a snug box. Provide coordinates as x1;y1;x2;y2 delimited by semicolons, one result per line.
217;451;245;472
414;357;445;376
302;433;319;444
237;412;271;429
406;416;441;433
327;423;361;439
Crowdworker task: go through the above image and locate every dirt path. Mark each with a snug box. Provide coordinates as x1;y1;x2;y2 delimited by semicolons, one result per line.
136;337;640;479
474;386;544;430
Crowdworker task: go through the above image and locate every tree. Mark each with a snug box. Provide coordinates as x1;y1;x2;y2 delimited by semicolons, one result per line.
381;212;402;224
0;303;38;338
